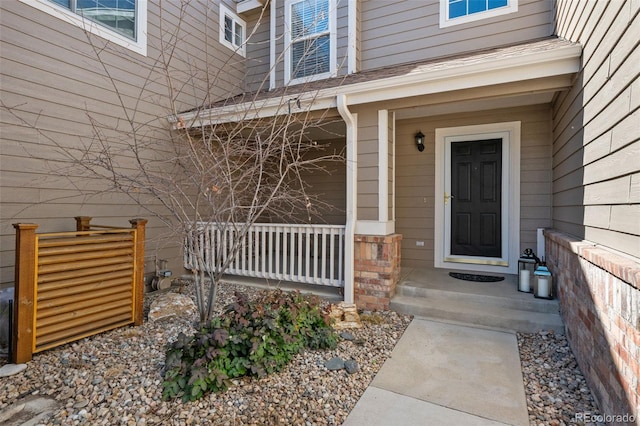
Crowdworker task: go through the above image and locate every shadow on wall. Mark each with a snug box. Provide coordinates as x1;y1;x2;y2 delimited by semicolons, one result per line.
546;230;638;424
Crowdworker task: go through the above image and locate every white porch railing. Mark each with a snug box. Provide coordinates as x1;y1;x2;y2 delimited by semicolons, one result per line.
185;222;345;287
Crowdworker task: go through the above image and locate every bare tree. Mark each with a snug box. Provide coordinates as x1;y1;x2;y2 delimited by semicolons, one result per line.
2;1;345;323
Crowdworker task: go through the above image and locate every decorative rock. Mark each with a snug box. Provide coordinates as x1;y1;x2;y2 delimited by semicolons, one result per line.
328;302;362;330
74;399;89;409
324;357;345;371
148;292;197;322
344;360;359;374
518;330;601;424
339;332;355;341
0;281;601;425
0;363;27;377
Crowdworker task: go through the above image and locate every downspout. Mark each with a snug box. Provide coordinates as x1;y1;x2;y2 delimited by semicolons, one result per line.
269;0;276;90
337;94;356;304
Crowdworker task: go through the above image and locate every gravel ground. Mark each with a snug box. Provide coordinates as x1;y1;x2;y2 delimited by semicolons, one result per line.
518;330;603;425
0;282;602;425
0;282;411;425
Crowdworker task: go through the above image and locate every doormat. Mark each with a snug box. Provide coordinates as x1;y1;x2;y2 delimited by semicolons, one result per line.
449;272;505;282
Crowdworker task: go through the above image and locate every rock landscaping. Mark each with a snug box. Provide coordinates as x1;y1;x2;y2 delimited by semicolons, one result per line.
0;282;411;425
518;330;603;425
0;281;603;425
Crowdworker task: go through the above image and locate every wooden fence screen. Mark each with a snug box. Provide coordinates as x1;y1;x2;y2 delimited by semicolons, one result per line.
12;217;146;363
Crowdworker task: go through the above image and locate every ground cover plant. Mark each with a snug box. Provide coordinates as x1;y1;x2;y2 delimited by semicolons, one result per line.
162;290;338;401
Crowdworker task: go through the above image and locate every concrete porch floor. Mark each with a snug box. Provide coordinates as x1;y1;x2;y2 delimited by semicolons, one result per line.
398;267;522;298
392;267;565;333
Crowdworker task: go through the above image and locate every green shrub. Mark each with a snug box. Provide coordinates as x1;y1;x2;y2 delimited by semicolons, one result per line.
162;289;338;401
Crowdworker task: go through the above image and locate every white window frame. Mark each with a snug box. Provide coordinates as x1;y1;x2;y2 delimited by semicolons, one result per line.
220;3;246;57
439;0;518;28
20;0;147;56
284;0;336;86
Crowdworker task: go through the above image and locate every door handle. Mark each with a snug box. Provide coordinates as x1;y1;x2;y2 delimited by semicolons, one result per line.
444;193;455;205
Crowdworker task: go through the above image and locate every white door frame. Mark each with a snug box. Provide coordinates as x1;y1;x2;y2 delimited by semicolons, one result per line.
434;121;521;274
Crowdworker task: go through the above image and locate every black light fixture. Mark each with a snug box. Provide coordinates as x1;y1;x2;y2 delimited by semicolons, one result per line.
415;131;425;152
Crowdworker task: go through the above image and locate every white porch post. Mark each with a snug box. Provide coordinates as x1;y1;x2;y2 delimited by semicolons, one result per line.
378;110;389;223
337;95;357;304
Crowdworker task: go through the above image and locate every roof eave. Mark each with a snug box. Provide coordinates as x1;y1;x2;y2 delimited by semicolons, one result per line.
171;43;582;129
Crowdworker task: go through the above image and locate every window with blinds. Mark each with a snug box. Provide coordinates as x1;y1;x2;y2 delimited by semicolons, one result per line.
285;0;334;84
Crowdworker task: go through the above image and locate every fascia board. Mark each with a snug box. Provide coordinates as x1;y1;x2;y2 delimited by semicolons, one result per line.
172;44;581;128
172;96;338;128
343;45;582;105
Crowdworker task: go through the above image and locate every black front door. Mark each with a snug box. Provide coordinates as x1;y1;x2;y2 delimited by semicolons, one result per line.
450;139;502;257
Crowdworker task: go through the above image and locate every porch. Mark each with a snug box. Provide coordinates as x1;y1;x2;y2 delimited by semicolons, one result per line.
187;221;563;333
391;267;564;333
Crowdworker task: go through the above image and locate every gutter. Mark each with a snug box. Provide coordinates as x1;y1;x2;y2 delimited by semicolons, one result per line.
336;94;356;305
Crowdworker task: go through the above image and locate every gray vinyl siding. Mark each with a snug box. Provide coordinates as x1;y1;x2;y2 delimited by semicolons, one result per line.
396;105;553;268
0;1;246;288
244;6;273;93
360;0;554;71
355;107;380;221
297;139;347;225
552;0;640;258
336;0;350;74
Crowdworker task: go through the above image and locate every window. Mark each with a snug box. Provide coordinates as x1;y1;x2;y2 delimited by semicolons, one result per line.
440;0;518;28
285;0;336;85
21;0;147;55
220;4;246;57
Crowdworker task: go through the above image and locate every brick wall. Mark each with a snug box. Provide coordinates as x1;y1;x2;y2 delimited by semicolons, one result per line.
353;234;402;310
545;230;639;421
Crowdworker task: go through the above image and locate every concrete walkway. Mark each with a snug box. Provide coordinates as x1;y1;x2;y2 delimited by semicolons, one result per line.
343;318;529;426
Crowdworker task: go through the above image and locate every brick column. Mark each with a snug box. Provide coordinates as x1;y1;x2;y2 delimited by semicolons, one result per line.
353;234;402;310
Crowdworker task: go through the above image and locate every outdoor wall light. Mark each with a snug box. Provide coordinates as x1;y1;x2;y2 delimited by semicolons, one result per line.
415;131;425;152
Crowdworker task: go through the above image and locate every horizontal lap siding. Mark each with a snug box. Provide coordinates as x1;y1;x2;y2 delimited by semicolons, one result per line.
291;139;347;225
396;105;552;268
0;2;246;287
552;0;640;258
355;108;380;221
244;6;273;93
360;0;553;71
